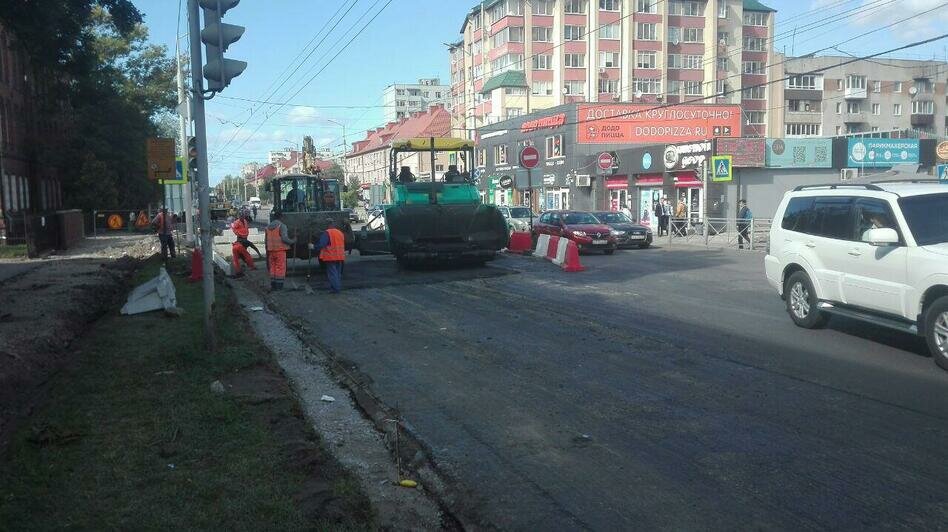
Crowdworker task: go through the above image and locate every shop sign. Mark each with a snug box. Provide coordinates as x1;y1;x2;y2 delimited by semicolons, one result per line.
765;138;832;168
499;175;513;189
715;137;765;167
936;141;948;162
542;174;556;185
663;140;712;171
847;138;919;167
521;113;566;133
711;156;733;182
576;104;741;144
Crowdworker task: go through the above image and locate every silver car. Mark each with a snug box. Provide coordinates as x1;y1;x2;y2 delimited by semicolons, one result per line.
498;206;536;233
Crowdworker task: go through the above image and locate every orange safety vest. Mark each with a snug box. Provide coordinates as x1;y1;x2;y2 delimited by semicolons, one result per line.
232;218;250;238
319;228;345;262
266;224;290;252
155;212;171;234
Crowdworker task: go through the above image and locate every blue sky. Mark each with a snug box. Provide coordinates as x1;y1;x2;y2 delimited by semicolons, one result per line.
132;0;948;185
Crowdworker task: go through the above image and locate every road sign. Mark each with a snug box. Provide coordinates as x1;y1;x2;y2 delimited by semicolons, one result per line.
597;152;614;171
519;146;540;169
161;157;189;185
938;164;948;184
711;155;733;182
146;138;176;181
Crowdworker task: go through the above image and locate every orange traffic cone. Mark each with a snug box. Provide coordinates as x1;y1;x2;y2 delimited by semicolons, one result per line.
189;247;203;282
561;240;585;272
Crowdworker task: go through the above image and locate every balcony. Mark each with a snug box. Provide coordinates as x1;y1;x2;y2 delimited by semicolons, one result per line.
844;111;868;123
785;88;822;101
911;113;934;127
786;111;822;124
844;86;867;99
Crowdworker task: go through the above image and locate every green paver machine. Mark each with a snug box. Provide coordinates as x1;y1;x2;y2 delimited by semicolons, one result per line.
264;173;354;259
356;137;507;265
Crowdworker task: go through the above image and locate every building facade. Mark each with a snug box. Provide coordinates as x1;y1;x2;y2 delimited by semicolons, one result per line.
381;78;450;122
782;56;948;139
450;0;783;139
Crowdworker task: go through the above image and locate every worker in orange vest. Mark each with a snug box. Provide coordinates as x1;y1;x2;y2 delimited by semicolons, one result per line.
311;218;346;293
230;208;260;277
265;211;296;290
150;207;176;261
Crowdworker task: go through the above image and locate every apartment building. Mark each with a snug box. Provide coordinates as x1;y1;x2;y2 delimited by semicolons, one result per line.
782;56;947;139
449;0;783;139
381;78;450;122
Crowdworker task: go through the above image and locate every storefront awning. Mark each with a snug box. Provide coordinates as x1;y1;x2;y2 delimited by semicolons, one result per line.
605;176;628;189
674;173;703;188
635;174;663;186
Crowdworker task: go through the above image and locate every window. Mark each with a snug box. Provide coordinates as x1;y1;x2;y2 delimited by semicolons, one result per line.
532;54;553;69
912;100;934;114
872;80;881;93
565;53;586;68
717;57;728;71
667;27;681;44
564;0;587;14
546;134;563;158
847;101;861;114
742;61;765;74
836;126;843;135
491;53;523;74
667;79;681;95
785;123;821;137
598;78;620;94
494;144;508;165
782;197;857;240
599;51;620;68
718;31;730;45
718;2;728;18
600;0;620;11
743;11;767;26
632;77;661;94
682;54;703;69
505;108;523;119
743;37;766;51
565;25;586;40
637;22;657;40
471;13;481;31
492;26;524;47
894;81;902;92
893;103;902;116
600;23;620;39
715;79;727;95
837;79;843;90
395;88;405;95
845;75;866;89
745;111;765;124
532;0;554;14
872;103;881;115
870;127;879;132
636;0;658;13
477;148;486;167
742;85;766;99
532;26;552;41
504;87;526;95
899;194;948;246
787;74;818;90
532;80;553;95
669;1;701;16
435;91;442;98
684;81;702;96
781;197;815;233
636;51;656;69
667;54;682;68
564;80;586;95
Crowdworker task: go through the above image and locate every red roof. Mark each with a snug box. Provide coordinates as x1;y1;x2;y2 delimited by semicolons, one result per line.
254;164;277;181
347;104;451;157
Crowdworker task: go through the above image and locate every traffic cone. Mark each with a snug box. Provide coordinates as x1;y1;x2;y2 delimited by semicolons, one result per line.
546;236;559;260
561;240;585;272
189;247;203;282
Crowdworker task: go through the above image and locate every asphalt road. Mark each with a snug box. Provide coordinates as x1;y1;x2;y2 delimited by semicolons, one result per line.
268;245;948;530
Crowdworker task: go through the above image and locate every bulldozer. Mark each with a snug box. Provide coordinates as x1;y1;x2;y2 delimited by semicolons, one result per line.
264;173;354;260
355;137;507;265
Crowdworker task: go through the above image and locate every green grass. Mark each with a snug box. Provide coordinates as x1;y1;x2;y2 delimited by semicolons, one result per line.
0;244;27;258
0;259;372;530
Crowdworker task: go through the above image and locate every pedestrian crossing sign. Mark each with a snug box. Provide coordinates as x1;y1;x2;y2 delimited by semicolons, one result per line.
938;164;948;184
160;157;189;185
711;155;733;182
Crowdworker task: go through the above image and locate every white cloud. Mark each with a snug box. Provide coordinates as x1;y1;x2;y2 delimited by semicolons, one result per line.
285;106;321;125
851;0;948;41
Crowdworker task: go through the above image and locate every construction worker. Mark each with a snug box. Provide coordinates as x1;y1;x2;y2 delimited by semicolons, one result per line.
150;207;176;261
265;211;295;291
311;219;345;293
230;208;260;277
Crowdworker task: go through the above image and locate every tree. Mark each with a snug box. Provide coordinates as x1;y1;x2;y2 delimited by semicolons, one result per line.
322;163;344;181
342;176;361;209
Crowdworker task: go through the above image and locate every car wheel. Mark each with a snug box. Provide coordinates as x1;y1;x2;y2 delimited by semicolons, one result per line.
638;243;651;249
785;271;828;329
603;248;615;255
924;296;948;371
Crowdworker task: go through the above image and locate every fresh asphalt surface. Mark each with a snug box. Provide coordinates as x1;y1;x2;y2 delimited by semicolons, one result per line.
270;241;948;530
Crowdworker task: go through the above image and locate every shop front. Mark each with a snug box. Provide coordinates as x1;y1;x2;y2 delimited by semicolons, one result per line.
605;176;630;212
634;174;664;230
662;140;712;224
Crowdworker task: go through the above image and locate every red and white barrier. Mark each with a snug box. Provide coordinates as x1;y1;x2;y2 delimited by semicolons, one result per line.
534;234;550;257
507;231;533;254
531;234;584;272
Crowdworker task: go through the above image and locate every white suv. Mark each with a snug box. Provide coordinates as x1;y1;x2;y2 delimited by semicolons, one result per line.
765;182;948;371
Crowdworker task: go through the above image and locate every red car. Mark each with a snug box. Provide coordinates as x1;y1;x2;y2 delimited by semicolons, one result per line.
532;210;617;254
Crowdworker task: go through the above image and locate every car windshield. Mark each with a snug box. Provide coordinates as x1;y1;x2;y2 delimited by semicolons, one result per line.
509;207;532;218
898;193;948;246
594;212;632;223
563;213;599;225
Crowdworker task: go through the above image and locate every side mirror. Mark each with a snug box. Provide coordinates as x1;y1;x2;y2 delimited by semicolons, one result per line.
863;227;899;246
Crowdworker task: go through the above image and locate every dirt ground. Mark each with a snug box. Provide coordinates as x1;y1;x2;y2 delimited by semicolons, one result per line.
0;234;160;449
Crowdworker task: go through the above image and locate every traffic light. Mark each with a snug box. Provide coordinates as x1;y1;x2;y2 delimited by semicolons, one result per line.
188;136;199;175
200;0;246;91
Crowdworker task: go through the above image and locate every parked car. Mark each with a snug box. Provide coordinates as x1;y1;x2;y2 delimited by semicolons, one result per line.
342;208;359;223
498;206;536;233
532;210;617;254
591;211;653;249
765;182;948;371
249;196;261;209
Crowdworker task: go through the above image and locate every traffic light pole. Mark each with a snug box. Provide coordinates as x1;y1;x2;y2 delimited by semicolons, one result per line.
188;0;216;350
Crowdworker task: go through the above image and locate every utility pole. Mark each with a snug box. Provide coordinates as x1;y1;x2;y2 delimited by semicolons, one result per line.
176;51;195;243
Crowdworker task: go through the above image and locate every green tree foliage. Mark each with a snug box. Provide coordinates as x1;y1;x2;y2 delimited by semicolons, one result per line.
342;176;361;209
0;2;176;212
322;163;344;181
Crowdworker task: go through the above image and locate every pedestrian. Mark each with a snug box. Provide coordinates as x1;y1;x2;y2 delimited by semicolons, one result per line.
230;208;260;277
737;199;753;249
151;207;176;261
265;211;296;291
653;200;663;236
674;200;687;235
660;197;672;236
251;204;258;220
311;219;346;293
620;201;634;221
